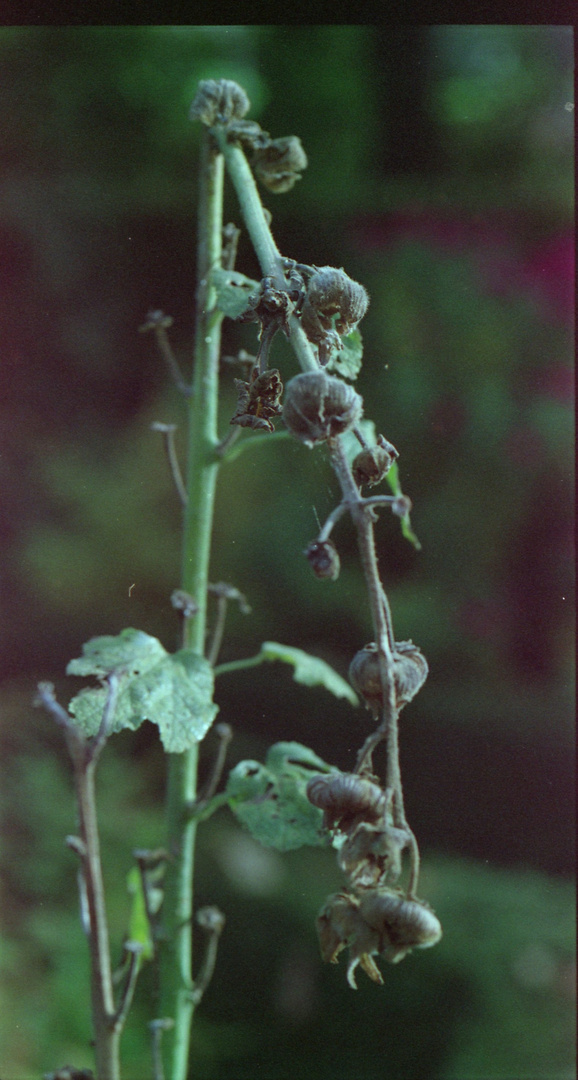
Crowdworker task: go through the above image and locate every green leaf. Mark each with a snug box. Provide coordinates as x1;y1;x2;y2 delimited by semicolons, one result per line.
386;461;422;551
67;631;218;751
226;740;338;851
259;641;358;705
212;267;260;319
328;327;364;380
126;866;154;961
66;627;166;678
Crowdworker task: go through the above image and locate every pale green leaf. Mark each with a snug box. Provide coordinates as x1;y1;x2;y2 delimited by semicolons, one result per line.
126;866;154;961
67;631;218;751
226;741;338;851
328;327;364;380
66;627;166;678
212;267;260;319
386;461;422;551
260;641;358;705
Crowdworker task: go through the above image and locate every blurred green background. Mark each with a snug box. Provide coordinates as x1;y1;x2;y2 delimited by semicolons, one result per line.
0;25;574;1080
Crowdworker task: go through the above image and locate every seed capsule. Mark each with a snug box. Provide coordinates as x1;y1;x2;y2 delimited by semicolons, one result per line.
352;437;398;487
190;79;250;126
252;136;308;193
348;641;428;711
283;371;363;447
306;773;386;828
305;539;340;581
359;890;442;963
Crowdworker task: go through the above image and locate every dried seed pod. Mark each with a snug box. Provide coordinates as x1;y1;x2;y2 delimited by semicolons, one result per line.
338;822;410;886
306;773;387;829
352;437;398;488
348;641;428;712
190;79;250;126
391;494;412;517
305;539;340;581
301;267;369;344
252;136;308;193
316;891;383;988
283;371;363;447
359;890;442;963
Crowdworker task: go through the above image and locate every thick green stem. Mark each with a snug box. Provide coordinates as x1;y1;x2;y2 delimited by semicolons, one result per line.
214;129;318;374
159;132;224;1080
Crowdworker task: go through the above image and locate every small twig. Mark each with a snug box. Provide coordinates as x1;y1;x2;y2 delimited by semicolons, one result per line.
151;422;188;506
88;672;120;765
189;906;226;1006
316;500;348;543
149;1018;174;1080
194;723;233;810
139;311;191;396
216;426;242;457
111;942;144;1034
206;582;251;667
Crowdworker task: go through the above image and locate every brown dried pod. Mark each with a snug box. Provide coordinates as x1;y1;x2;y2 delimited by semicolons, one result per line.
348;641;428;712
301;267;369;343
252;136;308;193
359;890;442;963
316;891;383;988
282;371;363;447
338;821;410;886
306;772;386;829
190;79;250;126
305;539;340;581
352;437;398;488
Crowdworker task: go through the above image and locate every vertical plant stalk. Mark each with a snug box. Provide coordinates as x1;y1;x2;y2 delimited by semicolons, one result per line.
37;680;121;1080
158;132;224;1080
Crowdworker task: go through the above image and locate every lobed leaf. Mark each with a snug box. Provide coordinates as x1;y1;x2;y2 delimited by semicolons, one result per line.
328;327;364;380
212;267;260;319
67;630;218;751
226;740;338;851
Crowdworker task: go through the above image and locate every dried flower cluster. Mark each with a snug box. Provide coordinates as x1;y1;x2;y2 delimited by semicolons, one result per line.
307;771;441;986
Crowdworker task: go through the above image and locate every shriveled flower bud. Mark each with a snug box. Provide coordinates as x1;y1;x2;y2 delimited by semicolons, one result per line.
391;494;412;517
359;890;442;963
190;79;250;126
352;436;398;487
252;136;308;193
348;641;428;712
301;267;369;343
305;539;340;581
283;371;363;447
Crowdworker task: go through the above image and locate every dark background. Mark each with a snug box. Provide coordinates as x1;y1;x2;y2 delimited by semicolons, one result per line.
0;25;574;1079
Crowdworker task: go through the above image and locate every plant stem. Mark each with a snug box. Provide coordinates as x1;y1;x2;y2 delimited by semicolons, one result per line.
158;131;224;1080
213;129;318;375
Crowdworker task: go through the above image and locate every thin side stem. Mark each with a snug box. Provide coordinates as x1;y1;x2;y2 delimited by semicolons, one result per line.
158;131;224;1080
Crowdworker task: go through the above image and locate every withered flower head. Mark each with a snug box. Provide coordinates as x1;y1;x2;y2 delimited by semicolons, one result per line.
305;539;340;581
190;79;250;126
252;136;308;193
283;370;363;447
352;436;398;488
